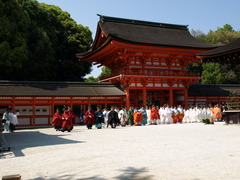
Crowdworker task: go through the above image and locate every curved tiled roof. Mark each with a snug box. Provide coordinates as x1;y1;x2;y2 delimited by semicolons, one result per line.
0;81;125;97
198;38;240;57
188;84;240;96
98;15;218;49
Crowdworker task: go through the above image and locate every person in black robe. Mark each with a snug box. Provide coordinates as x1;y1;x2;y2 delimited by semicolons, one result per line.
107;107;120;128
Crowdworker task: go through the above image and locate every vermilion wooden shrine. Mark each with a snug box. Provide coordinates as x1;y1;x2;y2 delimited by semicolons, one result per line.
1;17;239;127
77;15;218;109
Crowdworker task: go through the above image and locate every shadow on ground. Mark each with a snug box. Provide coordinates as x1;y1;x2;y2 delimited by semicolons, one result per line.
30;167;153;180
115;167;153;180
1;131;84;157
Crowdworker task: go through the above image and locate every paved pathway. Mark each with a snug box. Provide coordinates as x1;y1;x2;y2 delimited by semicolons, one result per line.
1;122;240;180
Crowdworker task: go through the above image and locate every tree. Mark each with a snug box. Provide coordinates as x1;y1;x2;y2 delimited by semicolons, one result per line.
0;0;93;81
84;76;99;82
194;24;240;44
0;0;30;79
99;66;112;79
192;24;240;84
201;63;225;84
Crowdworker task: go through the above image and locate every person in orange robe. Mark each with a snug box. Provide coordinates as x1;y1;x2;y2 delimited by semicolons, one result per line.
52;108;63;131
177;105;184;123
84;106;95;129
60;106;75;132
133;109;143;126
150;105;160;125
172;106;179;123
212;104;222;122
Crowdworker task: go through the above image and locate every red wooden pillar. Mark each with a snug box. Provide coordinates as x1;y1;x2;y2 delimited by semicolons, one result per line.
51;97;55;125
32;97;36;126
121;77;132;110
12;97;16;112
126;86;130;109
167;79;174;106
141;79;148;107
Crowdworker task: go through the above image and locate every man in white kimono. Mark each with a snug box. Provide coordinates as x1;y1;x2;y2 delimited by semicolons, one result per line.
164;105;173;124
118;107;128;126
159;106;166;124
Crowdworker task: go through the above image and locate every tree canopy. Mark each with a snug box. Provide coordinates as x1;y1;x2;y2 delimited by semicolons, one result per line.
1;1;239;84
0;0;93;81
192;24;240;44
190;24;240;84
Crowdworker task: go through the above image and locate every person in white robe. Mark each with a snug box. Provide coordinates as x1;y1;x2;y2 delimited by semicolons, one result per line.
159;106;166;124
164;105;173;124
182;108;190;123
102;108;109;128
8;108;19;133
118;107;128;126
146;106;151;125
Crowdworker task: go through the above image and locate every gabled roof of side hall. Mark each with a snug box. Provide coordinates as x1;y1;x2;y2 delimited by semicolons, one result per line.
0;81;125;97
198;38;240;57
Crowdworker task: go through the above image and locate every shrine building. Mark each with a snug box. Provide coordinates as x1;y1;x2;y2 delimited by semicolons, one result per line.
0;81;125;126
77;15;218;109
1;16;240;127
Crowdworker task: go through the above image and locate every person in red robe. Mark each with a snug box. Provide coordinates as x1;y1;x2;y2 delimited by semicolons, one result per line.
52;109;63;131
133;109;143;126
84;106;95;129
150;105;159;125
60;106;75;132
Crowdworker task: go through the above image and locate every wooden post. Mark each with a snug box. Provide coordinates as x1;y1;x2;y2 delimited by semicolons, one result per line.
141;79;148;107
126;86;130;109
32;97;35;126
51;97;55;125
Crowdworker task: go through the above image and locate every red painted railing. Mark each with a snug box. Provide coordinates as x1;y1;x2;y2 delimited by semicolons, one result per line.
100;69;200;80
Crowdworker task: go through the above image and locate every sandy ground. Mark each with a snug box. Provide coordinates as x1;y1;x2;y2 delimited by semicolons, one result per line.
1;122;240;180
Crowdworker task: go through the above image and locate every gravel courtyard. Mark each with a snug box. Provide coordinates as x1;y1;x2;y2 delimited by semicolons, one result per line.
1;122;240;180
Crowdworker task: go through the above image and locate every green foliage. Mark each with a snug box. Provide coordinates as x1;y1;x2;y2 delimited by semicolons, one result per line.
99;66;112;79
0;0;29;78
84;76;99;82
0;0;93;81
185;62;203;75
192;24;240;84
229;91;237;102
201;63;225;84
194;24;240;44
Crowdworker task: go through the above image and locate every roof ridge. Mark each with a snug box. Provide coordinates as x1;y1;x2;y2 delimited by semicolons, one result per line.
97;14;188;30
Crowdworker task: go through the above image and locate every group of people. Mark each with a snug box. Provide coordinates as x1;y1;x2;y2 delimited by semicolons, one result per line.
0;108;19;152
182;104;224;123
52;106;75;132
51;103;225;131
79;104;225;129
83;106;120;129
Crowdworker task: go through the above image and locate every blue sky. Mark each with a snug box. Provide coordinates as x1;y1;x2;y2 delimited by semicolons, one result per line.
37;0;240;78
